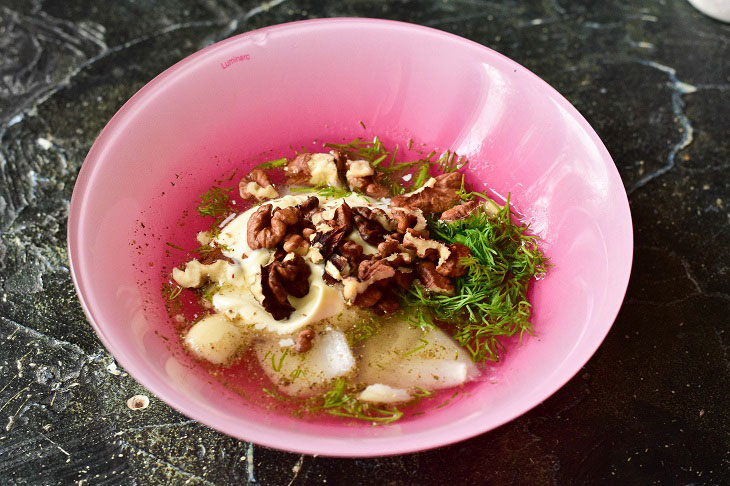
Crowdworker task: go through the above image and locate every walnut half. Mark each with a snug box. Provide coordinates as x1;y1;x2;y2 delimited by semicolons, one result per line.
239;168;279;201
247;204;300;250
259;253;311;320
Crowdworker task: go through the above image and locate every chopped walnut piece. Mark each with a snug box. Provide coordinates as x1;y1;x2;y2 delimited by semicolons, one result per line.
282;234;309;255
375;294;400;315
247;204;301;250
302;227;315;239
377;238;400;257
239;168;279;200
393;268;415;289
324;257;348;282
363;181;391;198
297;196;319;217
341;159;390;197
391;209;418;234
415;261;454;294
260;253;311;320
309;202;352;259
286;153;312;184
391;172;463;213
436;243;472;277
332;202;353;232
353;287;383;308
331;149;348;182
339;240;365;263
390;187;460;213
440;200;479;221
259;264;294;320
433;172;463;190
383;252;413;267
357;259;395;281
352;207;391;245
402;229;451;265
294;327;315;353
342;260;395;304
345;159;375;186
311;226;349;259
199;247;235;265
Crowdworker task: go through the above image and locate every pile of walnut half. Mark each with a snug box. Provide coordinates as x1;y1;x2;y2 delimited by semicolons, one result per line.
239;150;487;321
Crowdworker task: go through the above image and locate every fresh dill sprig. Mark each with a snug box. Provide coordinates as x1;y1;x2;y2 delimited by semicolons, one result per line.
410;162;431;191
411;387;433;398
311;378;403;424
324;136;389;163
162;283;183;301
256;157;288;169
289;185;353;198
401;336;429;357
272;349;289;373
436;150;468;173
166;242;186;251
454;174;489;201
403;199;549;363
197;186;233;218
346;317;383;346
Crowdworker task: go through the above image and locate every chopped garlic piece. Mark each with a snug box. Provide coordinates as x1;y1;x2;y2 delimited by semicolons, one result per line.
184;314;249;365
358;384;412;404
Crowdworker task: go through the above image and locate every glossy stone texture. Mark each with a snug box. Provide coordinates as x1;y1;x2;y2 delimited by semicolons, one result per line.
0;0;728;483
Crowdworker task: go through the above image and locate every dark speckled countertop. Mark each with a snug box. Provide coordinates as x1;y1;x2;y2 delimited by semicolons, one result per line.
1;0;729;484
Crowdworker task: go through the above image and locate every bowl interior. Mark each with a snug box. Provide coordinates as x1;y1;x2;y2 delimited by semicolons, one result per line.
68;19;632;456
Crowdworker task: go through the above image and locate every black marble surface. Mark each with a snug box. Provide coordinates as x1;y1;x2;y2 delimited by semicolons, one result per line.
1;0;729;484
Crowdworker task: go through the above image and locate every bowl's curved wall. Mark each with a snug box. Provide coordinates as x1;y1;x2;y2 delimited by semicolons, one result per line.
68;19;632;456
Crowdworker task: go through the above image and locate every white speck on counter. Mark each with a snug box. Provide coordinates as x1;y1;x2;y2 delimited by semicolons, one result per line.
127;395;149;410
36;137;53;150
106;362;121;375
246;443;256;483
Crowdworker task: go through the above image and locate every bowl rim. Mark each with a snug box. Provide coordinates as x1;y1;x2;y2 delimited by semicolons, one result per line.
67;17;633;457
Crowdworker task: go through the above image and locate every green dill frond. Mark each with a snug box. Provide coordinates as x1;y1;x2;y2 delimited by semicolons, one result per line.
401;336;429;357
289;185;353;199
256;157;288;169
310;378;403;424
197;186;233;218
454;174;489;201
347;317;383;346
324;136;389;163
166;242;186;251
436;150;468;173
404;199;549;363
162;283;183;301
410;162;431;190
271;349;289;373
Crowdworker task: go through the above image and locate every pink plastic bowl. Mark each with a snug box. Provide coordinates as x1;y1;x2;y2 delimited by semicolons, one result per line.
68;19;632;456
